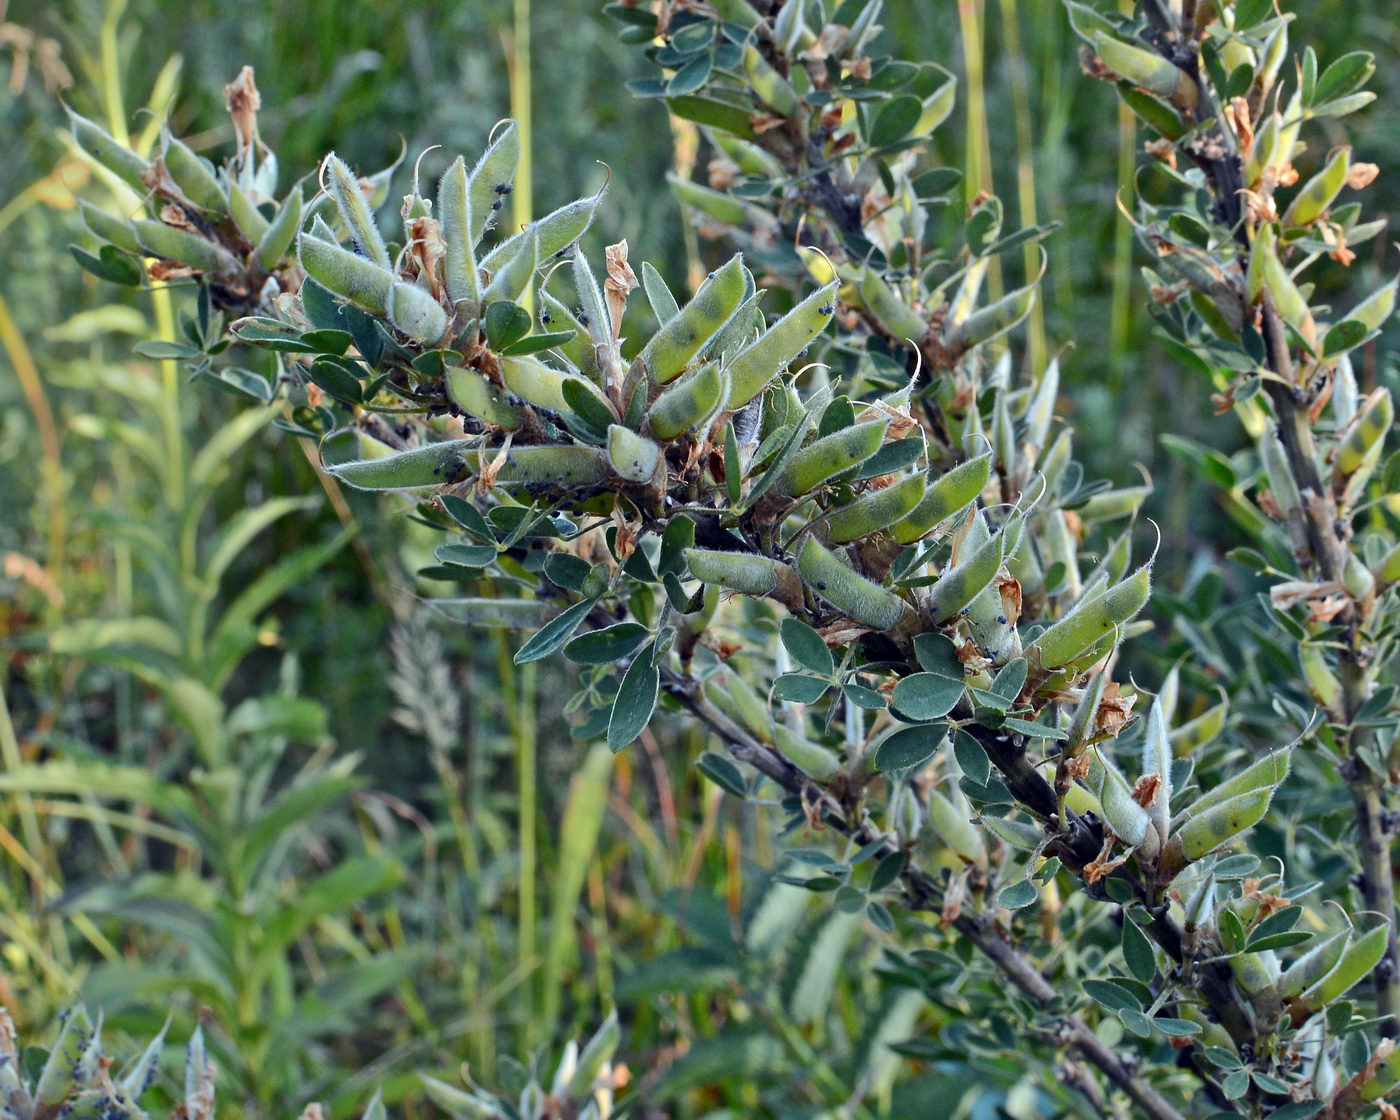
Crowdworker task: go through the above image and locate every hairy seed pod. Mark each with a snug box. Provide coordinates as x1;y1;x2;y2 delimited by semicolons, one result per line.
704;667;773;741
79;200;141;253
1379;542;1400;587
1160;791;1271;876
482;227;539;305
926;789;987;866
163;132;225;212
1259;429;1301;516
1282;146;1351;228
1229;946;1280;996
566;1011;620;1098
227;178;269;242
254;186;302;272
646;362;725;440
775;726;841;781
1245;112;1283;186
500;355;607;420
329;438;476;490
1089;751;1151;848
1343;552;1375;600
1093;31;1196;106
1075;486;1149;523
635;255;746;384
1183;871;1215;930
1277;929;1348;1000
467;121;520;242
1028;565;1151;670
480;194;600;276
1297;925;1389;1014
1168;699;1228;757
684;548;803;609
858;268;926;339
1299;644;1341;711
438;155;479;307
743;44;798;115
917;78;957;136
947;283;1037;353
797;537;915;632
1359;1042;1400;1102
67;109;149;189
725;281;838;407
1064;668;1110;759
1170;749;1289;830
1349;275;1398;333
707;129;784;179
1333;388;1392;495
827;475;926;543
388;281;448;343
708;0;762;28
297;232;393;314
1023;358;1060;455
133;219;237;274
445;366;525;429
323;152;390;267
541;293;598;378
891;454;992;544
491;446;611;492
778;419;890;496
668;174;754;227
1142;701;1172;841
966;582;1023;666
607;424;661;483
33;1006;95;1107
926;529;1005;623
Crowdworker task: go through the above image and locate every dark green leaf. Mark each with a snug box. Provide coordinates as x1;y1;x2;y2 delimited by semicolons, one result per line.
484;300;532;350
890;672;963;721
780;618;833;677
514;597;599;664
609;647;660;752
872;724;944;772
869;95;923;147
773;674;831;703
564;622;650;665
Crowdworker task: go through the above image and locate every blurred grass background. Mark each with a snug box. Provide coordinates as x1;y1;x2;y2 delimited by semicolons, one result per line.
0;0;1396;1117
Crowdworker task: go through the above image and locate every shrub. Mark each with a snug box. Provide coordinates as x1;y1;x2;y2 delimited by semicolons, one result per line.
63;1;1399;1116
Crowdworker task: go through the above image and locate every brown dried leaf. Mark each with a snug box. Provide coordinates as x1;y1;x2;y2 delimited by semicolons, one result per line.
223;66;261;162
604;240;638;344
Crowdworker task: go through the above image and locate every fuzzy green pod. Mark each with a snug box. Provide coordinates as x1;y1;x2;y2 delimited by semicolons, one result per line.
925;529;1005;623
541;293;597;376
568;1011;620;1098
420;1076;501;1119
891;454;992;544
1075;486;1149;523
797;537;915;632
1245;113;1283;186
133;219;237;274
1359;1043;1400;1102
1262;240;1315;341
482;227;539;305
467;122;520;242
684;548;803;608
491;446;611;491
947;282;1037;352
79;200;141;253
68;109;149;188
1160;791;1270;876
707;0;762;28
607;424;661;483
1142;701;1172;840
858;268;926;339
1168;699;1228;757
1089;751;1152;848
743;44;799;115
329;438;476;490
323;152;391;268
635;256;747;383
227;179;270;243
827;475;926;544
438;155;479;307
1333;387;1392;491
704;667;773;741
1379;542;1400;586
668;174;754;227
1276;929;1348;1001
499;354;576;413
778;419;890;497
34;1006;96;1107
254;187;302;272
1028;565;1151;670
725;281;837;407
480;194;600;275
1260;429;1302;516
775;725;841;781
1343;552;1375;600
1349;276;1398;332
1093;31;1195;104
1300;644;1342;710
646;362;725;440
297;232;393;314
445;366;525;429
1282;146;1351;228
916;78;957;137
708;129;784;179
927;789;987;866
1169;750;1289;831
388;281;448;344
1023;358;1059;455
163;132;225;212
1064;668;1110;759
1297;924;1390;1013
